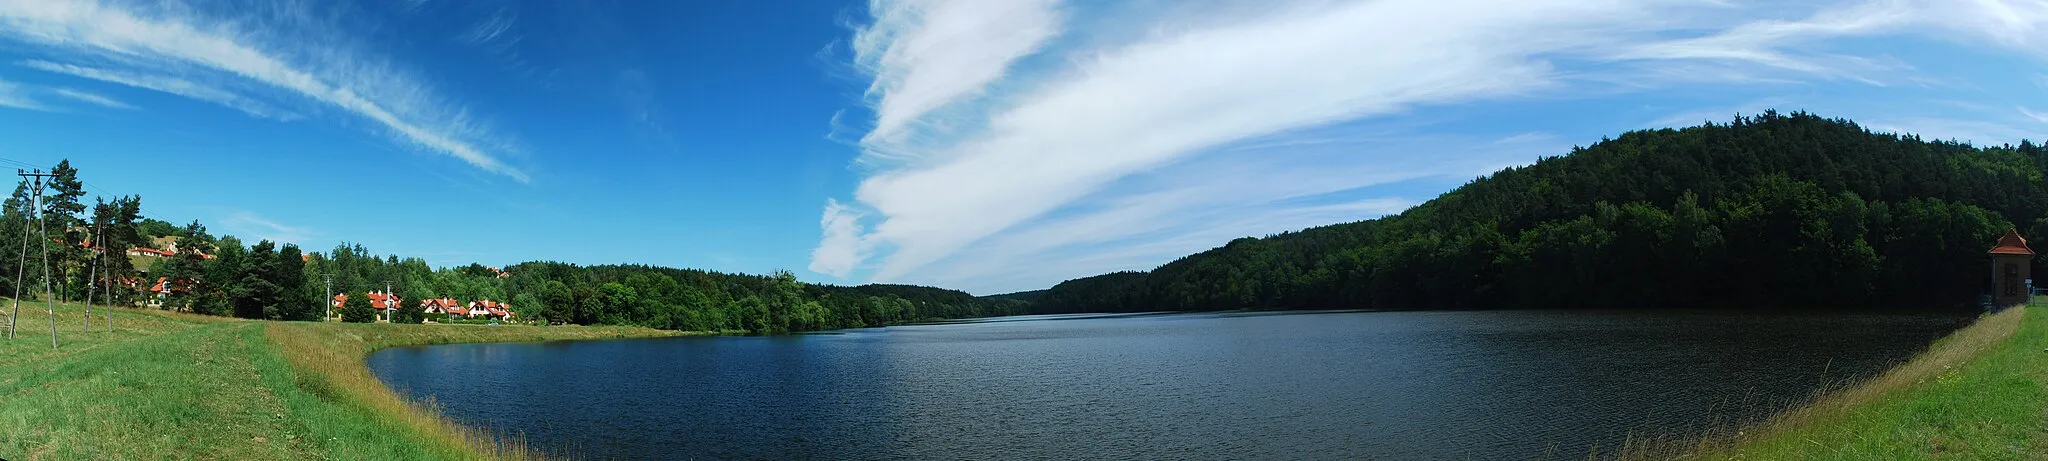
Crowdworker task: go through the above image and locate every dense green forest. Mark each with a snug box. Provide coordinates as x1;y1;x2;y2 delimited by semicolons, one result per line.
1038;112;2048;313
0;161;1023;333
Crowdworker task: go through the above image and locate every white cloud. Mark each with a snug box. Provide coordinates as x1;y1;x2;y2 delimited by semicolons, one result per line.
836;0;1666;284
0;0;527;181
808;199;870;277
50;87;133;109
21;60;293;119
458;8;517;45
0;78;47;111
851;0;1063;160
218;210;313;245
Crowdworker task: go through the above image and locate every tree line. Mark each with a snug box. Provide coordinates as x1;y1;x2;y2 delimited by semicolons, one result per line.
1037;111;2048;314
3;161;1024;333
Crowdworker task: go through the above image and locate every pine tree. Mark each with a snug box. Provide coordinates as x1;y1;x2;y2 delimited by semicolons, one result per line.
42;160;85;300
341;292;376;323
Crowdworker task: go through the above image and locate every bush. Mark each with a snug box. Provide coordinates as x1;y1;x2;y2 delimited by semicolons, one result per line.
340;294;377;323
395;303;425;324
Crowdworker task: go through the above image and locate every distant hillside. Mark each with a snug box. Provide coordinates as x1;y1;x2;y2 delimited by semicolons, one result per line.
496;263;1027;333
982;289;1048;303
1038;111;2048;313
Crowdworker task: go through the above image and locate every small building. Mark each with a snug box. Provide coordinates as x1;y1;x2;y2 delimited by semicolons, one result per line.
421;298;461;315
331;291;404;322
1989;228;2034;306
147;277;191;307
127;247;174;257
468;299;510;319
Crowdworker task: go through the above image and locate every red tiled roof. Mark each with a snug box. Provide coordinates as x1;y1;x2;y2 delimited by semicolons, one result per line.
366;292;400;310
1990;229;2035;256
128;247;174;257
150;277;193;294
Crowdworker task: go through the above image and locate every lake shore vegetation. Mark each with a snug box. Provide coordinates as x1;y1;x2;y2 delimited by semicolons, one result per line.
0;300;676;460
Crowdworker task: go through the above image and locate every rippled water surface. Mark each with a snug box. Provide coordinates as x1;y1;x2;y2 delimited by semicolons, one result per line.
367;310;1970;459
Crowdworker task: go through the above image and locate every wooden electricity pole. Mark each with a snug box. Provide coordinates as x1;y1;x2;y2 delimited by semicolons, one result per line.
4;177;27;339
82;219;99;331
11;170;60;348
322;274;333;322
6;170;54;346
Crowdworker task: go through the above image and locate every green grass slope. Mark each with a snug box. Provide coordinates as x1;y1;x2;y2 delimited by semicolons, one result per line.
0;301;676;460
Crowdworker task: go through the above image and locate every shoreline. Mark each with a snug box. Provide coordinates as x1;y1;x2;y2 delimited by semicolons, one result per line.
1632;299;2037;459
266;320;689;459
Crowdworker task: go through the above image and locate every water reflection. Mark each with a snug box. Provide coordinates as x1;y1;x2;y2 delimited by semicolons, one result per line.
368;309;1968;460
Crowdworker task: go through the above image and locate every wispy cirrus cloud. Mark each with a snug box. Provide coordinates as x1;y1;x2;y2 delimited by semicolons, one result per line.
809;198;869;277
457;7;518;46
20;60;293;119
849;0;1063;161
218;210;314;245
0;0;528;181
50;87;132;109
815;0;2048;294
0;78;47;111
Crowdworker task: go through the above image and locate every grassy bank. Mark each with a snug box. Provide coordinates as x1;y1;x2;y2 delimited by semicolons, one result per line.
1651;300;2046;459
0;301;679;460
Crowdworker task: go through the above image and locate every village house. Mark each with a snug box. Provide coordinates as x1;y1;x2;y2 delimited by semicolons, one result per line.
420;298;461;315
467;299;512;319
126;247;174;257
147;277;193;307
330;291;404;322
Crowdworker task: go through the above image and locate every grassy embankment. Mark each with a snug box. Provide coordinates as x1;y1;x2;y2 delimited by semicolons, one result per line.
0;301;680;460
1611;298;2048;460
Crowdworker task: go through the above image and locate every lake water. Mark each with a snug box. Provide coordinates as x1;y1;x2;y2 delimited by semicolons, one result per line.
367;310;1972;460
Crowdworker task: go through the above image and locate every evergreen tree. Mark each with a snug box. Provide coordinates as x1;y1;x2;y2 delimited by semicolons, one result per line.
340;292;376;323
395;300;425;324
272;244;317;320
43;160;85;300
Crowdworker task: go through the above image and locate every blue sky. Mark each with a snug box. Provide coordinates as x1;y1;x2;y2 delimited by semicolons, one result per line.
0;0;2044;295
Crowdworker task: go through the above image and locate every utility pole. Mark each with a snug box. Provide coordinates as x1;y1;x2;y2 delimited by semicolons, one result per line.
18;170;59;348
4;175;28;339
101;219;111;332
382;279;394;323
102;238;112;332
82;219;99;332
322;274;333;322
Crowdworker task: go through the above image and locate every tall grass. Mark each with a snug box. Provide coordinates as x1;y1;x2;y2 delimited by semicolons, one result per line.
1611;302;2038;460
0;299;680;460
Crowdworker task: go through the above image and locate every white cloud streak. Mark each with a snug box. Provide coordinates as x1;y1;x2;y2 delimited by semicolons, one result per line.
458;7;516;45
50;87;133;109
0;78;47;111
808;199;870;277
836;0;1666;284
0;0;527;181
851;0;1062;160
21;60;292;119
218;210;314;245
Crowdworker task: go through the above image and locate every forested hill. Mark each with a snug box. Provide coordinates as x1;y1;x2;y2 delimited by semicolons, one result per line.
0;155;1024;334
1037;111;2048;314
